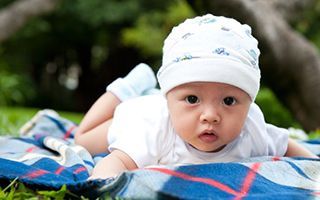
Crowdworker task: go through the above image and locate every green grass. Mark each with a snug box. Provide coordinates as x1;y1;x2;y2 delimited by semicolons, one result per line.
0;107;83;136
0;179;87;200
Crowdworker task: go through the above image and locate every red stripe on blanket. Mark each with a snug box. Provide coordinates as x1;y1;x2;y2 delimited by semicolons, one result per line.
235;162;261;200
63;126;76;139
26;146;38;153
22;169;48;179
272;156;281;161
55;166;65;174
74;166;87;174
312;191;320;196
147;167;239;196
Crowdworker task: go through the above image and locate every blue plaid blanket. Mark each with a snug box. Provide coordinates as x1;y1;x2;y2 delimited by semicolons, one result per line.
1;110;320;199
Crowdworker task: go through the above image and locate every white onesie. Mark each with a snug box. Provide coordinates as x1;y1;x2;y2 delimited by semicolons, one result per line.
107;95;288;168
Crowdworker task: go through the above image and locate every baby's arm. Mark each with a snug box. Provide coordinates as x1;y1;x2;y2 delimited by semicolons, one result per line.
265;123;318;158
285;138;318;158
90;149;138;180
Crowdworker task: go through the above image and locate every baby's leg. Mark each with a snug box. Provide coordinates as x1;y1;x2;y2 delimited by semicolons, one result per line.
75;92;120;155
75;63;157;155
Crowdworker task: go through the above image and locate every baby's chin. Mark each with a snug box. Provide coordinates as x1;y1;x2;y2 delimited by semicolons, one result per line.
190;144;227;153
204;145;226;153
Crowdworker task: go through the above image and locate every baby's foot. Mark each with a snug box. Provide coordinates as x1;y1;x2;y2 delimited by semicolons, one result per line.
142;88;160;96
106;63;157;101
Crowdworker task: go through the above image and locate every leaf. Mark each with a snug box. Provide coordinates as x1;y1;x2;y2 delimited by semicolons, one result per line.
6;188;15;200
37;185;67;200
13;189;36;199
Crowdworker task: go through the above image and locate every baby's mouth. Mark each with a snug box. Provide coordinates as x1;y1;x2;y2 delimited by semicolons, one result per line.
198;131;218;143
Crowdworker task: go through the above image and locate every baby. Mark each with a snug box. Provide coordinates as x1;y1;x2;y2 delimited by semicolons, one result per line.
75;14;317;179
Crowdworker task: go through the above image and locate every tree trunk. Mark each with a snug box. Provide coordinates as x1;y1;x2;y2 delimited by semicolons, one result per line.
0;0;61;42
188;0;320;131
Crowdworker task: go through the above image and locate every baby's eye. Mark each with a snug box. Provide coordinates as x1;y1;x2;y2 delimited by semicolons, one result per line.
185;95;199;104
223;97;236;106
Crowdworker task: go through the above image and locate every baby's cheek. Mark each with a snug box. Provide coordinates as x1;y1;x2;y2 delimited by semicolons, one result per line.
172;117;185;132
172;115;190;134
230;121;245;138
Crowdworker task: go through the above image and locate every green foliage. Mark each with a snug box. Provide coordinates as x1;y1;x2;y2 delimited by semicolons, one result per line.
122;0;195;58
122;12;166;57
0;71;36;107
0;0;184;110
294;0;320;48
38;185;70;199
0;179;87;199
0;0;13;7
73;0;141;26
255;87;301;128
308;129;320;140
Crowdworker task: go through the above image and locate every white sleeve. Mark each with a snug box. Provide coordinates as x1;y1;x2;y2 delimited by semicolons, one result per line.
246;103;289;157
265;123;289;156
107;96;166;168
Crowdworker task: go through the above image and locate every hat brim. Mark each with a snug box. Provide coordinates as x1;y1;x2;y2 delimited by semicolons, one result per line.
157;58;260;100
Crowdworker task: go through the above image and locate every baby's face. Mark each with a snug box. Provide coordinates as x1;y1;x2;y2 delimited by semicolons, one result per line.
166;82;251;152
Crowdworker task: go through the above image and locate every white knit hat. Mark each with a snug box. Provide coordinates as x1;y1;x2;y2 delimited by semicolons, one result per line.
157;14;261;101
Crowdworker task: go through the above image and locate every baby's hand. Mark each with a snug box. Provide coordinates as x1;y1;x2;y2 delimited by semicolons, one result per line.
89;149;137;180
88;166;119;180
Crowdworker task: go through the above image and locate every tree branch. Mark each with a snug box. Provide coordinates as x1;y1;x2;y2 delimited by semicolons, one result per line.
0;0;61;42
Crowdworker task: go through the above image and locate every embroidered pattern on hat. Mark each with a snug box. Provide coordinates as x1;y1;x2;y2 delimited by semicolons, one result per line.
173;53;194;63
248;49;258;68
198;17;216;25
182;33;194;40
245;29;253;37
214;48;230;56
221;26;230;31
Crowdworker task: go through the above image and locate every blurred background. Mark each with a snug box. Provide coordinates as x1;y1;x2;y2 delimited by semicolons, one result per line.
1;0;320;133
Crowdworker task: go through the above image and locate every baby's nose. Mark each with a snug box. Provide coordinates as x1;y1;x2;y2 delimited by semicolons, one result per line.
200;108;221;124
